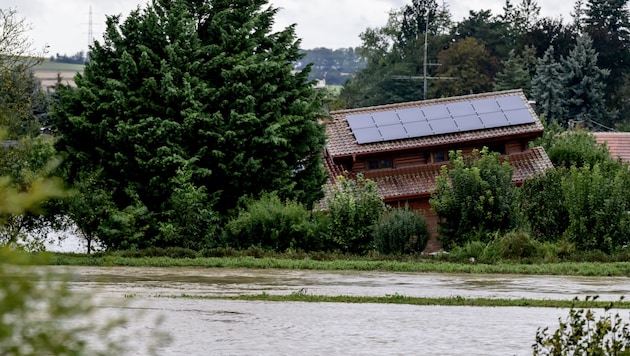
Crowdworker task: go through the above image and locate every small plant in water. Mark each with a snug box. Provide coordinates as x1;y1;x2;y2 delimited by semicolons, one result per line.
533;296;630;355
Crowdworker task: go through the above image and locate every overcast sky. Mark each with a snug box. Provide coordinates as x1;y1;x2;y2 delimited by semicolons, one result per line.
11;0;575;56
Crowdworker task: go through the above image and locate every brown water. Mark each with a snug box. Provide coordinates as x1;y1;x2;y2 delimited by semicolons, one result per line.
51;266;630;355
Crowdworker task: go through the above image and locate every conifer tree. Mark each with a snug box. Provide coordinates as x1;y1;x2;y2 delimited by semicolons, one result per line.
493;46;536;96
531;46;567;126
561;34;611;128
53;0;327;249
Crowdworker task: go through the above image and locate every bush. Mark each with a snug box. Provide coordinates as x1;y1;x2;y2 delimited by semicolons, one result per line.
223;193;320;251
448;240;500;264
430;148;519;250
325;174;386;254
493;230;537;260
373;208;429;255
520;168;570;243
533;297;630;355
562;164;630;253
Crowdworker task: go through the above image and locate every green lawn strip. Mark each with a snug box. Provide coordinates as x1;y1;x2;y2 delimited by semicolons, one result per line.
45;253;630;276
153;292;630;309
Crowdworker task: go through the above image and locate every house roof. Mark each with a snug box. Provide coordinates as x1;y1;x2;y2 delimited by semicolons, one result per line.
321;147;553;205
325;89;544;158
592;132;630;163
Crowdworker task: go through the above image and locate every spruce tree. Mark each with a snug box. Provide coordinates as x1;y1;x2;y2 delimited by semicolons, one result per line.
53;0;327;249
493;46;536;96
561;34;611;128
531;46;567;126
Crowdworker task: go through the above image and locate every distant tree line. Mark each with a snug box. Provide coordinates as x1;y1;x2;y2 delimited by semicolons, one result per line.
337;0;630;131
49;51;87;65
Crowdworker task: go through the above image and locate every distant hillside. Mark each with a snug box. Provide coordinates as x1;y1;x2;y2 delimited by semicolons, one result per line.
32;60;83;89
296;48;366;85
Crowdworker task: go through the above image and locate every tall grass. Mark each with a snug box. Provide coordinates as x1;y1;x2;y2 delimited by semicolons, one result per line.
44;252;630;276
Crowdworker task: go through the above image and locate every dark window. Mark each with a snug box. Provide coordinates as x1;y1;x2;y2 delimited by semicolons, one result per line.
368;158;393;169
433;151;446;162
487;143;506;155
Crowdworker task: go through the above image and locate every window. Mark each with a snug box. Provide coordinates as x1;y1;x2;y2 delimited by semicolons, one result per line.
368;158;393;169
433;151;447;163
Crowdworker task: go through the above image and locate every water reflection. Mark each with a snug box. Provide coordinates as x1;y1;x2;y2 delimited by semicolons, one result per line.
51;266;630;355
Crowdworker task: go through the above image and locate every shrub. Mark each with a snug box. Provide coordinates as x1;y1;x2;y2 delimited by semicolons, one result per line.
448;240;500;264
493;230;537;260
543;129;613;169
562;164;630;253
373;208;429;255
223;193;319;251
430;148;519;250
325;174;386;254
520;168;570;243
533;297;630;355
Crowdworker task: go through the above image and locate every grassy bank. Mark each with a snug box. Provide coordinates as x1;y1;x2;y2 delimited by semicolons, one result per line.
44;252;630;276
155;292;630;309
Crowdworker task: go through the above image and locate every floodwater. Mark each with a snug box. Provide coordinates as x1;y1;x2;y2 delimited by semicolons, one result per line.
46;266;630;355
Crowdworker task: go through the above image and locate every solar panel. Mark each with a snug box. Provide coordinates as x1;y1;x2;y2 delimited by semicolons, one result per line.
454;115;484;131
346;113;375;129
403;121;432;137
379;124;408;141
396;108;424;123
505;108;535;125
430;118;459;135
480;112;509;128
472;99;501;114
496;95;526;111
352;127;382;144
422;104;451;121
347;94;538;145
447;102;476;117
372;111;400;126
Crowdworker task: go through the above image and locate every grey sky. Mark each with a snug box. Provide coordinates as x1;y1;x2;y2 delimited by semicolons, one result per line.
11;0;574;56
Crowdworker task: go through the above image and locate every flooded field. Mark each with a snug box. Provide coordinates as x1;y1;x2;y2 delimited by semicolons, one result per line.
48;266;630;355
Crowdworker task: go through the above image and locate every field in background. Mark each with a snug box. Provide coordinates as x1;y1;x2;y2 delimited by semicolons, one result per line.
32;59;83;88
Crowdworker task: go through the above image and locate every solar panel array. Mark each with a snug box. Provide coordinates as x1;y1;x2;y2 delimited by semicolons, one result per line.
347;94;536;144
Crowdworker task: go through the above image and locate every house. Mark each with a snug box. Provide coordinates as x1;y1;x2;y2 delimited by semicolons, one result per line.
322;89;554;252
592;132;630;164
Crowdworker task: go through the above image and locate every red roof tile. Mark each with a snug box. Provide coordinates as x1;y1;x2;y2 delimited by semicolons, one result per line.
325;90;544;158
592;132;630;163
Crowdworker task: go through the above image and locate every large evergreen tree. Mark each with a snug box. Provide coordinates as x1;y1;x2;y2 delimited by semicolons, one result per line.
531;46;567;126
53;0;327;249
561;34;612;128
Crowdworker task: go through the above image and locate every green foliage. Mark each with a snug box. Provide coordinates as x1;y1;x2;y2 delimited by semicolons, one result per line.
531;46;567;126
561;164;630;253
224;193;321;251
431;37;500;98
520;168;570;242
533;297;630;355
448;240;500;264
430;148;519;250
493;230;538;260
373;208;429;255
562;34;612;128
326;174;387;254
493;46;537;96
53;0;327;249
0;136;66;250
544;129;613;168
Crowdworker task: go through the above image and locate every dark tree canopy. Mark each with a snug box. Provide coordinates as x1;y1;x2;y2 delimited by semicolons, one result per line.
53;0;327;249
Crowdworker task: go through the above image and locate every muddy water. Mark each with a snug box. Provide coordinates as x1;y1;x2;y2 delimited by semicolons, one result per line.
49;266;630;355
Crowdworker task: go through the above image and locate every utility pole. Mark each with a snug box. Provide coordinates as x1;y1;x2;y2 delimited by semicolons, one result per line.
423;10;429;100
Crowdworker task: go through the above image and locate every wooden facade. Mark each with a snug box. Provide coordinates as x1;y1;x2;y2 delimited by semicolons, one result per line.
322;90;554;253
